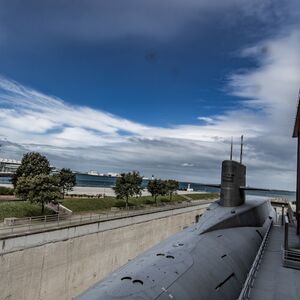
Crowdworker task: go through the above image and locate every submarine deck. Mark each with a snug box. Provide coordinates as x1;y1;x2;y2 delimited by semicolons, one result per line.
249;224;300;300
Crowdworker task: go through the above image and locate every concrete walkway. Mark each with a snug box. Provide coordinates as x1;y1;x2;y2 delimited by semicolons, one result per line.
249;225;300;300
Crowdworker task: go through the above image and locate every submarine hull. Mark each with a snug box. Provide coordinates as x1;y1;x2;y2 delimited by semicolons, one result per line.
77;198;275;300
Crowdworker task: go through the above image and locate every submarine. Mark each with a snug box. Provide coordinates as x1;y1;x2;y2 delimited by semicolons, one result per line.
77;136;275;300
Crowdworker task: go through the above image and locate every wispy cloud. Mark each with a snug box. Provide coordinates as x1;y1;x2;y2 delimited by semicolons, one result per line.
0;23;300;189
0;26;299;189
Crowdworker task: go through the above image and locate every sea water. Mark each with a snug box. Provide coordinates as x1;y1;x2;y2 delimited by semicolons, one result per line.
0;174;296;201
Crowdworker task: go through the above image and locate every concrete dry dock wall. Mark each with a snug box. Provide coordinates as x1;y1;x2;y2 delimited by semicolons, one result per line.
0;204;207;300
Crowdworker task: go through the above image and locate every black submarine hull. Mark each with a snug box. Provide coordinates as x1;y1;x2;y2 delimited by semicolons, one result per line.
77;197;275;300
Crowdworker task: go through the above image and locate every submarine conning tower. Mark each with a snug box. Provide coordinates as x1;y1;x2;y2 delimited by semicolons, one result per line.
220;136;246;207
220;160;246;207
220;135;246;207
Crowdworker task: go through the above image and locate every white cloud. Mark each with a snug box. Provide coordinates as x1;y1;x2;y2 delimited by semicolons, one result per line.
197;117;214;124
229;30;300;134
0;29;300;189
182;163;195;167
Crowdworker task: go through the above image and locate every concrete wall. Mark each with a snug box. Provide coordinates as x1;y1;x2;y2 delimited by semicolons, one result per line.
0;204;206;300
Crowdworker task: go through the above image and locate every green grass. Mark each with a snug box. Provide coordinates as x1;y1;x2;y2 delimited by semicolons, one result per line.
0;201;54;220
61;197;118;212
61;193;215;213
185;192;219;200
128;194;185;206
62;194;188;213
0;193;219;219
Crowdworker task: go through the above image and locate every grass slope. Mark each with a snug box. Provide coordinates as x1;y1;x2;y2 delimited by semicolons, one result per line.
0;201;54;220
62;193;216;213
185;193;219;200
0;193;219;219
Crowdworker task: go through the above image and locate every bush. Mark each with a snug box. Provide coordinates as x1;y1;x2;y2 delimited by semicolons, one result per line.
145;199;155;205
0;186;14;195
161;198;171;203
114;200;135;208
114;200;126;208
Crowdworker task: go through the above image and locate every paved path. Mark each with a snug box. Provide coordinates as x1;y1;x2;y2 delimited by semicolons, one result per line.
249;225;300;300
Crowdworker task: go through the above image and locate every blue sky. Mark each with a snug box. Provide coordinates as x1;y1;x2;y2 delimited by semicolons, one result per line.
0;0;299;189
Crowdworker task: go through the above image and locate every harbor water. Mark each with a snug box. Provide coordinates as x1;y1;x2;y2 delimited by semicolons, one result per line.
0;174;296;201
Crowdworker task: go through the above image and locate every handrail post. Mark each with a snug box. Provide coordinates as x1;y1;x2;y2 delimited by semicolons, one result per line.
284;216;289;250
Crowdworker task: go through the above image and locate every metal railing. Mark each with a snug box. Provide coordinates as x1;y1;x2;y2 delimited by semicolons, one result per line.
0;200;209;238
282;215;300;269
282;249;300;270
238;220;273;300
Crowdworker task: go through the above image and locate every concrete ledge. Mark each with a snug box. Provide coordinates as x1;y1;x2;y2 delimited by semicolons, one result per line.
0;203;207;300
0;204;208;255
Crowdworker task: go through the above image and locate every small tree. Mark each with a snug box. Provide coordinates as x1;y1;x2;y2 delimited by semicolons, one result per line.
12;152;51;187
166;179;179;201
13;175;32;201
114;171;143;208
58;168;76;198
15;174;60;213
147;179;167;205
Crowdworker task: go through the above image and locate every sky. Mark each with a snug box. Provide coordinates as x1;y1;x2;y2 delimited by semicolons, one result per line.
0;0;299;190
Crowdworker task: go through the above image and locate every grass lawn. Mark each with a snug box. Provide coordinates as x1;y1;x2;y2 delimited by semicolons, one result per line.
0;201;54;221
0;193;219;219
61;197;118;213
185;193;219;200
61;195;185;213
61;193;216;213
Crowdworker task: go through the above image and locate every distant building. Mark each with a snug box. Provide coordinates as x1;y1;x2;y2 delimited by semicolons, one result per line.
0;158;21;175
88;170;99;176
106;172;121;177
0;157;58;176
186;183;194;192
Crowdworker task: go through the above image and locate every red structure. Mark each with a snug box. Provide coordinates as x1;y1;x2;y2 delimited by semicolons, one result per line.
292;91;300;235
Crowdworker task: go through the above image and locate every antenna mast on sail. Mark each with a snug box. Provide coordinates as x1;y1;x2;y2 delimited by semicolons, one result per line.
230;137;233;161
240;135;244;164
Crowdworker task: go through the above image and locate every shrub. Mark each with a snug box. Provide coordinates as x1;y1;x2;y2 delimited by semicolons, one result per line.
0;186;14;195
161;198;171;203
114;200;135;208
145;199;155;205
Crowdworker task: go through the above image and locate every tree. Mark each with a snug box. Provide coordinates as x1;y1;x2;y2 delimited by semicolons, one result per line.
58;168;76;198
147;179;167;205
165;179;179;201
12;152;51;188
114;171;143;208
13;175;32;201
15;174;60;213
